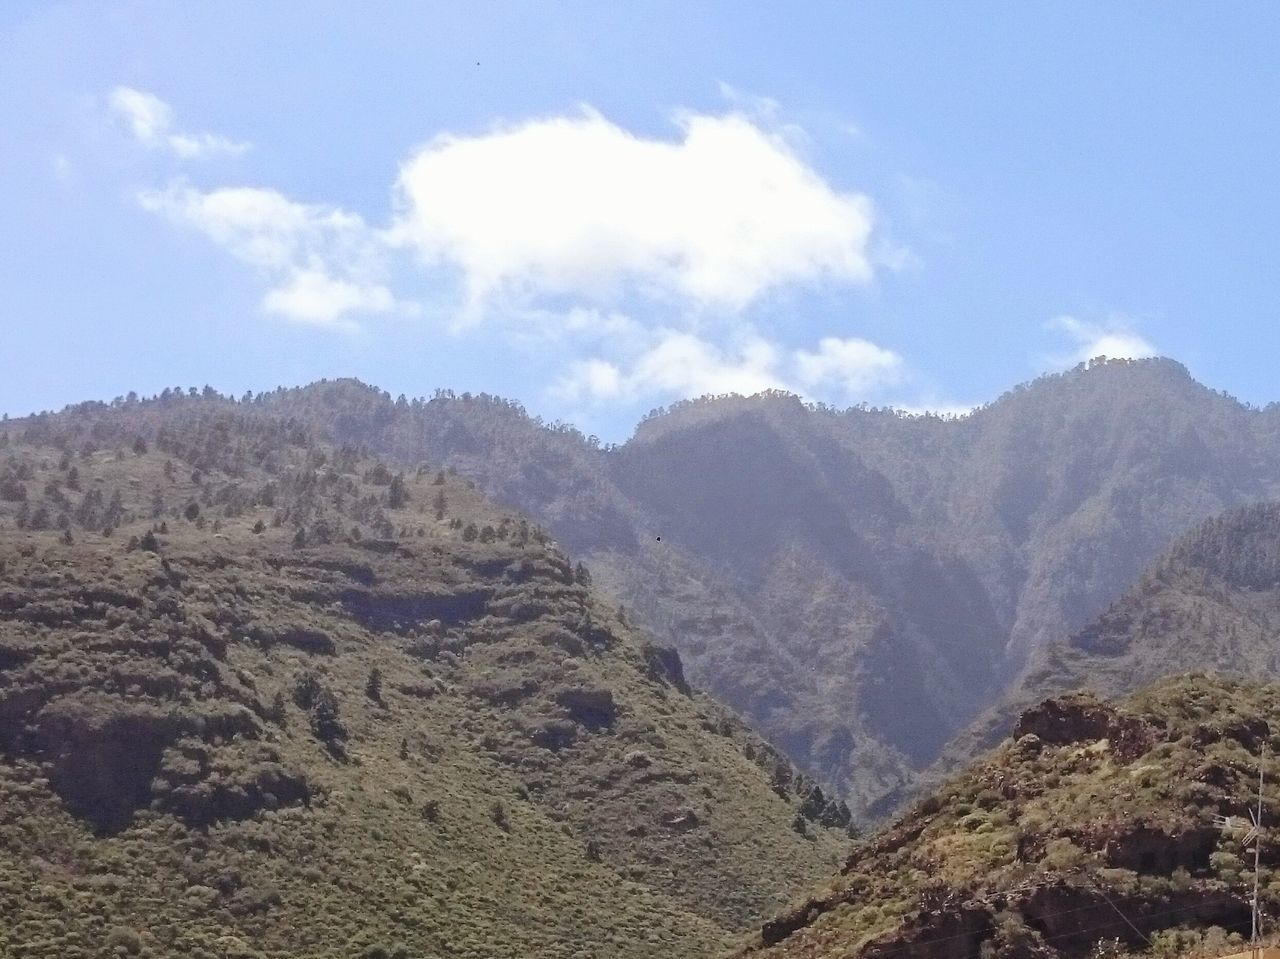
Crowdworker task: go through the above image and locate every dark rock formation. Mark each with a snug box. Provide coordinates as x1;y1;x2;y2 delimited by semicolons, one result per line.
553;684;617;728
1012;694;1154;762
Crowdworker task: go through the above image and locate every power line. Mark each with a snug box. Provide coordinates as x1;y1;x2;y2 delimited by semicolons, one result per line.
1096;885;1152;947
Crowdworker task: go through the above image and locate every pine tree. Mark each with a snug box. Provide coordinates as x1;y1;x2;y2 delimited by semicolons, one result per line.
309;689;347;753
388;473;409;508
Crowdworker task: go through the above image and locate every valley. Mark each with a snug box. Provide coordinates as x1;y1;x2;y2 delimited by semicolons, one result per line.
7;362;1280;958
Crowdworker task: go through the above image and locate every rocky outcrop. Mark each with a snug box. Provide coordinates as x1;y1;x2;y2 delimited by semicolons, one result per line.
740;676;1276;959
1094;822;1217;874
24;692;267;832
1192;717;1271;751
760;895;838;947
153;739;311;825
1012;694;1154;762
861;896;994;959
553;684;617;728
641;641;690;693
33;694;185;832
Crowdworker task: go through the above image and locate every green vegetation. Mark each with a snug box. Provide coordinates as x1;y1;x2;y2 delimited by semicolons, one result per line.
0;407;848;959
739;675;1280;959
943;501;1280;782
88;356;1280;819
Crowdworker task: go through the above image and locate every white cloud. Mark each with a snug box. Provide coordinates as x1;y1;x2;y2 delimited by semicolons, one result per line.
139;185;366;270
555;329;904;407
555;331;787;403
129;101;893;362
794;336;903;394
633;332;785;396
390;108;875;312
558;357;627;401
138;184;404;326
262;270;397;327
1051;315;1158;363
110;87;249;158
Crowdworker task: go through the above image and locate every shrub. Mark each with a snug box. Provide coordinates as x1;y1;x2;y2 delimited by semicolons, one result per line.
105;927;143;954
293;673;321;710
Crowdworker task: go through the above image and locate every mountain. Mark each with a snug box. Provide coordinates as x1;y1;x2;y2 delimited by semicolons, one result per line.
226;357;1280;816
736;674;1280;959
0;408;850;959
942;501;1280;777
14;357;1280;819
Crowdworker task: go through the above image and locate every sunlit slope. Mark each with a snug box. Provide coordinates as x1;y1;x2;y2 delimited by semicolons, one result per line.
737;676;1280;959
0;412;847;959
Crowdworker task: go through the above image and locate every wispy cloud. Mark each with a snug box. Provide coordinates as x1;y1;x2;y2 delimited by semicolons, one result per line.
554;331;903;406
138;184;406;327
794;336;903;396
554;331;786;404
1049;315;1158;364
110;87;249;159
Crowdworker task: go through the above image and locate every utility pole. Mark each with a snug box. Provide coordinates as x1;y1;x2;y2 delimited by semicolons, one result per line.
1254;754;1264;950
1213;747;1265;953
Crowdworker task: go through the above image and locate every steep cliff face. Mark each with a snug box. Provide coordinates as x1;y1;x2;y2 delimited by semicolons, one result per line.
0;413;847;959
737;676;1280;959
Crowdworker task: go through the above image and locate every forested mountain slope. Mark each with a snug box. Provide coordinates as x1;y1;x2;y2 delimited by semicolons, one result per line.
738;675;1280;959
15;356;1280;818
0;410;848;959
942;501;1280;777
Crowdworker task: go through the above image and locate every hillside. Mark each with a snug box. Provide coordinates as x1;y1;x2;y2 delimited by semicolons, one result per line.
0;410;849;959
14;357;1280;820
737;675;1280;959
942;501;1280;781
244;358;1280;816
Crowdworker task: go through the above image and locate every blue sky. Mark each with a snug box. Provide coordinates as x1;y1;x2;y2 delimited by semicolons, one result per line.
3;2;1279;440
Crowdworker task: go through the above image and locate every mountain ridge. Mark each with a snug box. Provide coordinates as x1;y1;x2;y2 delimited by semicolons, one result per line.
937;499;1280;785
0;406;848;959
14;356;1280;818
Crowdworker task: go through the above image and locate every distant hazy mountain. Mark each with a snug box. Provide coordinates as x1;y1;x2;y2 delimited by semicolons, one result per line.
736;674;1280;959
220;357;1280;815
0;408;848;959
16;356;1280;817
942;500;1280;777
